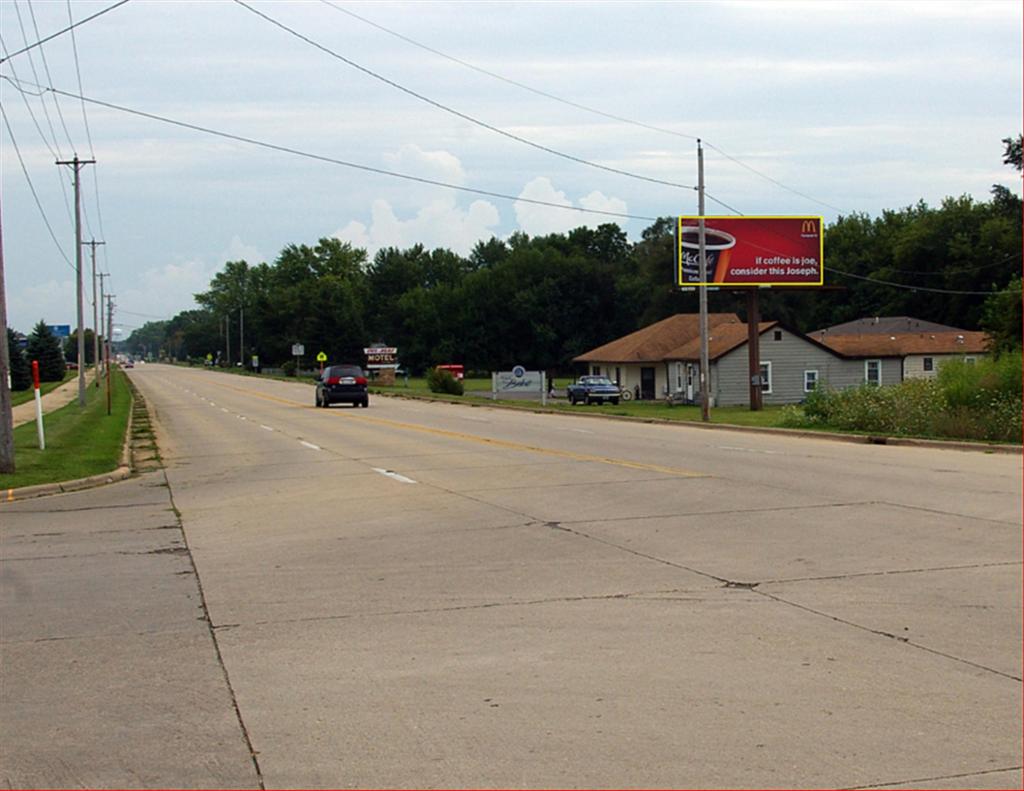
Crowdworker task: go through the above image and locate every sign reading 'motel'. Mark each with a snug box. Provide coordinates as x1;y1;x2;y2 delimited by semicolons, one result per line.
364;346;398;369
677;216;824;287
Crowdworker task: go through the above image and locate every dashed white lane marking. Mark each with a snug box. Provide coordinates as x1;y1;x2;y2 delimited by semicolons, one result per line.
238;415;247;420
300;440;321;451
221;407;229;413
260;425;274;432
458;415;489;423
569;428;593;434
717;445;781;455
372;468;417;484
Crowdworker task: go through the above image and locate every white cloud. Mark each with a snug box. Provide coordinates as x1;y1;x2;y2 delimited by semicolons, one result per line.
118;259;221;324
9;279;77;335
382;144;466;186
222;235;264;264
334;196;500;256
514;178;629;236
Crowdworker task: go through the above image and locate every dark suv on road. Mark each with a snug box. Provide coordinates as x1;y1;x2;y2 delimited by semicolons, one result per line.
315;364;369;408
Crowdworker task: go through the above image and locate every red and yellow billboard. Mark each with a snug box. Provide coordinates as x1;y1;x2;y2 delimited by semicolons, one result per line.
677;216;824;287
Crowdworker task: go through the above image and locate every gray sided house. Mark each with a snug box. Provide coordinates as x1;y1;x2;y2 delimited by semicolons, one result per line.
573;313;990;407
573;314;858;406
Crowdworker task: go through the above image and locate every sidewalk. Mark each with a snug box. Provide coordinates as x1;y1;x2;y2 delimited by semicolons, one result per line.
11;376;96;428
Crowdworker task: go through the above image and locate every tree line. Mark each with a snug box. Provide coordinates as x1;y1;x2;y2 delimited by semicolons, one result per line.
123;139;1021;373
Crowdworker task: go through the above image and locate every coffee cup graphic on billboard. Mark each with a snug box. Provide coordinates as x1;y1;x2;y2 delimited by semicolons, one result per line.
677;216;824;287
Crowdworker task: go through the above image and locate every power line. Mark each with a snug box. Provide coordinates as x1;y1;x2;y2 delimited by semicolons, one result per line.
0;0;131;65
695;196;1019;296
319;0;701;143
0;102;74;269
320;0;847;215
64;0;103;242
2;76;661;223
25;0;77;155
824;267;1021;296
231;0;698;194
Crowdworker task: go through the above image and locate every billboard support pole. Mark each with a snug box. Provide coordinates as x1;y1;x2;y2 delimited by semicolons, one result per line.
746;289;763;411
697;141;710;422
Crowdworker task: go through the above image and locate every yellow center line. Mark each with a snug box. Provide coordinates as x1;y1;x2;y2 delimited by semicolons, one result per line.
202;378;708;479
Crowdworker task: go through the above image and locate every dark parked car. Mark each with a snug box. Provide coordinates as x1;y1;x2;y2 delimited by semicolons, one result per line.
315;364;369;408
566;375;621;405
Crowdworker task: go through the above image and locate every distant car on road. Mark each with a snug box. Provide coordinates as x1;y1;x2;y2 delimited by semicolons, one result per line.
566;375;621;405
315;364;369;408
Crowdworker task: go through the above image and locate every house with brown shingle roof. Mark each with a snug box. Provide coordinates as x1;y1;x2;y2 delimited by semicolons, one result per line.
812;317;989;382
573;313;862;405
572;313;990;406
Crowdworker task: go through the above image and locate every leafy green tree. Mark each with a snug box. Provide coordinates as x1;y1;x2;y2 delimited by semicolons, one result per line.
980;274;1023;352
25;321;65;381
63;329;97;364
7;329;31;390
125;321;169;359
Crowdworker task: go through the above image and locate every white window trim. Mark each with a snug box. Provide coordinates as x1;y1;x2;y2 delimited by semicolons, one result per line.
760;361;773;394
923;356;934;372
803;369;818;393
865;359;881;386
964;356;977;365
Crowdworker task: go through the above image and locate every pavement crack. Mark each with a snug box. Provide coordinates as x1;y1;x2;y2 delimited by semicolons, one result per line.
759;560;1022;585
842;765;1023;790
757;589;1022;682
162;469;266;789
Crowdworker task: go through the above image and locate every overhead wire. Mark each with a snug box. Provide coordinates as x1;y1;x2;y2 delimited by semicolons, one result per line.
231;0;699;195
319;0;847;215
25;0;77;157
1;75;661;224
700;201;1020;297
0;0;131;65
64;0;105;244
0;101;75;268
0;32;76;228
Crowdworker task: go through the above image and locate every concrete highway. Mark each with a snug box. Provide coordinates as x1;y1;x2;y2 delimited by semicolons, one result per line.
2;363;1021;789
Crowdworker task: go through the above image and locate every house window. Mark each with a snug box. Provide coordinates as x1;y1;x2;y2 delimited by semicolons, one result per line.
804;370;818;392
923;357;933;372
964;356;976;365
675;363;683;391
615;367;621;385
773;330;783;341
865;359;881;386
759;362;772;394
592;365;600;376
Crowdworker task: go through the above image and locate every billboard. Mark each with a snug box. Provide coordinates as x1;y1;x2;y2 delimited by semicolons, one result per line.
46;324;72;337
677;216;824;287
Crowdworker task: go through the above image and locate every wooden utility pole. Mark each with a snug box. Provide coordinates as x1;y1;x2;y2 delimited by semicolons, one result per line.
106;294;114;415
57;156;95;407
85;240;105;386
0;201;14;473
697;140;710;422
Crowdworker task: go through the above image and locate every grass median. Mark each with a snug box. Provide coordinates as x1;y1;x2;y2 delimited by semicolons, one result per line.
2;369;132;490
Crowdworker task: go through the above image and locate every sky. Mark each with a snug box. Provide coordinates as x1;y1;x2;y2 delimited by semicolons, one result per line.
1;0;1021;338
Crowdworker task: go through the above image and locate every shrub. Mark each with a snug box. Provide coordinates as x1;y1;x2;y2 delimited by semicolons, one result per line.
281;359;297;377
783;363;1021;443
427;367;464;395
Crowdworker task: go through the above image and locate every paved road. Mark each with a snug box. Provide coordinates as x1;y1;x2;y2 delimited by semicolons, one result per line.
2;364;1021;789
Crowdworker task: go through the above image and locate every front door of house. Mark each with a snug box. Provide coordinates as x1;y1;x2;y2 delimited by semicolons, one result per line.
640;367;656;400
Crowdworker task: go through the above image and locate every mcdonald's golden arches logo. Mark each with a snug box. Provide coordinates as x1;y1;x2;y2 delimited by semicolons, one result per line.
801;219;818;234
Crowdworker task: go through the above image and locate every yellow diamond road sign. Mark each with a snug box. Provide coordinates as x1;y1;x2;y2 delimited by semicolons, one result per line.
316;351;327;362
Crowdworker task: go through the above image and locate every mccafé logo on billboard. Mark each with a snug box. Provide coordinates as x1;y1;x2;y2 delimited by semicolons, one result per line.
677;216;824;287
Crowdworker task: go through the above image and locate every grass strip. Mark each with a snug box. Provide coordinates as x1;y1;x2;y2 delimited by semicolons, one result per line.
1;369;132;489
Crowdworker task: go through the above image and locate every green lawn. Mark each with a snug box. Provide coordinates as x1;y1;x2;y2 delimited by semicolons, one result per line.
9;371;76;407
370;376;787;427
1;370;132;489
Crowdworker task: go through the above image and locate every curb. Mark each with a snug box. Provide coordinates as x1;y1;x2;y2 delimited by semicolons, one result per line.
2;384;138;504
373;390;1023;455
